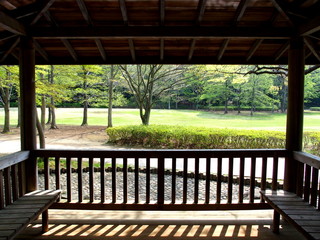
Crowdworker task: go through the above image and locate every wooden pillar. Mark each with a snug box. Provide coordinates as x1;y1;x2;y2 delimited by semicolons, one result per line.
19;36;38;192
284;37;305;192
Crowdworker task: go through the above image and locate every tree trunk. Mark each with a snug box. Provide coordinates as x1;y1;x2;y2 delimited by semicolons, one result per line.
107;79;113;128
140;107;151;125
16;97;21;128
50;106;58;129
36;111;45;149
46;107;52;124
41;96;46;130
81;99;88;126
2;88;10;133
224;100;228;114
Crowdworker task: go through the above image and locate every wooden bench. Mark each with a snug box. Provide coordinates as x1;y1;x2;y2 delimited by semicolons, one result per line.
0;189;61;240
261;190;320;240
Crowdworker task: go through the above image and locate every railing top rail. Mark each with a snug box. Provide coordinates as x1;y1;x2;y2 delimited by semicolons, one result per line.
0;151;30;170
33;149;288;159
293;151;320;169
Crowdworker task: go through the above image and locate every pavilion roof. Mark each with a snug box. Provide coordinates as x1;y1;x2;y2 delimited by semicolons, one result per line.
0;0;320;65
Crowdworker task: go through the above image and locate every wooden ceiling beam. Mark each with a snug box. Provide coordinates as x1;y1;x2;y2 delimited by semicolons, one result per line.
95;39;107;61
31;0;56;25
299;15;320;36
0;0;16;10
160;0;165;26
0;11;26;35
43;11;58;28
0;37;19;62
274;40;289;61
61;39;78;62
34;40;49;62
196;0;207;25
76;0;93;26
119;0;128;25
234;0;250;24
188;39;196;61
31;26;292;39
217;39;229;61
246;39;263;61
270;0;294;26
304;36;320;62
128;39;135;62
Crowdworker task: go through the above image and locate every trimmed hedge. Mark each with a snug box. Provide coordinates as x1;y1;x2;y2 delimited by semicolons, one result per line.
209;106;279;112
310;107;320;111
106;125;286;149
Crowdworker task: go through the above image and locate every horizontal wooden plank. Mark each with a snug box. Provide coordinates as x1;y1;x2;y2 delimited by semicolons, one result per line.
0;151;30;170
0;230;15;238
0;224;22;230
293;151;320;169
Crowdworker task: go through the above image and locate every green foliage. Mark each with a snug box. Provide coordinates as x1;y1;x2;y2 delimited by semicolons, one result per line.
310;107;320;111
106;125;286;149
304;132;320;156
209;106;279;111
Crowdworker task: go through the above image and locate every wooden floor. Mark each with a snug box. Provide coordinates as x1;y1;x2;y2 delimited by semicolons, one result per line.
16;209;305;240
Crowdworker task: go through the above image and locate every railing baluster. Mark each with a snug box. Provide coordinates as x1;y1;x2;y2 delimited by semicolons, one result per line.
250;158;256;204
194;158;199;204
158;157;165;205
11;165;19;201
18;162;25;197
4;167;11;206
146;158;150;204
134;158;139;203
183;158;188;204
272;156;278;190
296;161;304;197
89;157;94;203
205;158;210;204
55;157;60;192
0;170;4;209
216;158;222;204
171;158;176;204
318;180;320;210
304;164;311;202
260;157;267;192
228;158;233;204
310;167;318;207
66;157;72;202
78;157;83;203
123;158;128;204
100;158;105;203
112;157;116;203
44;157;49;190
239;157;245;204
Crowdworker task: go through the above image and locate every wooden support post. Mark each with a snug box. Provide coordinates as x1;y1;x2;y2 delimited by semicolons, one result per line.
19;36;37;192
284;37;305;192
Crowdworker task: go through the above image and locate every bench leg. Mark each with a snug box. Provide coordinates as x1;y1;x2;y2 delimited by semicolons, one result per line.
273;210;280;234
42;210;49;233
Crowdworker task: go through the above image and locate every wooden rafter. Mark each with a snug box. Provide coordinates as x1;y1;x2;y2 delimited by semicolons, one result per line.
43;11;58;28
0;37;19;62
246;39;263;61
128;39;135;62
160;38;164;61
269;0;294;26
217;39;229;61
95;39;107;61
304;36;320;62
0;0;16;10
76;0;93;26
274;41;289;61
196;0;207;25
188;39;196;61
233;0;250;25
299;15;320;36
31;0;56;25
119;0;128;25
160;0;165;26
0;11;26;35
61;39;78;62
34;40;49;62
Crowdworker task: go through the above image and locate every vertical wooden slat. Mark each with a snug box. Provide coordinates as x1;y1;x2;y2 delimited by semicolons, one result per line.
55;157;60;191
11;165;19;201
4;167;12;206
182;158;188;204
158;157;165;205
123;158;127;203
78;157;83;203
272;157;279;190
112;158;116;203
239;157;245;204
318;181;320;210
18;162;25;197
296;161;304;197
205;158;210;204
100;158;105;203
310;167;318;207
194;158;199;204
216;158;222;204
304;165;311;202
66;157;72;202
146;158;150;204
44;157;49;190
171;158;176;204
0;170;4;209
260;157;267;191
227;158;233;204
250;158;256;204
134;158;139;203
89;157;94;203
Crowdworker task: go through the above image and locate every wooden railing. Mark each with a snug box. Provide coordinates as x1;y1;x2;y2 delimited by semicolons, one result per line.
0;151;29;208
293;151;320;209
34;149;288;211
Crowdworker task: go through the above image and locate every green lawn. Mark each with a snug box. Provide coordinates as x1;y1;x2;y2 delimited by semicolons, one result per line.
1;107;320;131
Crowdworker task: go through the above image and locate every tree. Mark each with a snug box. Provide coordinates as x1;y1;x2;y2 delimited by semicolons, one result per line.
119;65;190;125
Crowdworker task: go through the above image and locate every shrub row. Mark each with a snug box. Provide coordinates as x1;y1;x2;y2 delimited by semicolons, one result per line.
208;106;279;112
309;107;320;111
106;125;286;149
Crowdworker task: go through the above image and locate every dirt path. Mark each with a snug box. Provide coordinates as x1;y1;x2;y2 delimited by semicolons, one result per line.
0;125;127;154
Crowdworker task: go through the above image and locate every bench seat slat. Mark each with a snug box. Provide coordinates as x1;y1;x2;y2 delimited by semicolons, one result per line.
0;224;22;230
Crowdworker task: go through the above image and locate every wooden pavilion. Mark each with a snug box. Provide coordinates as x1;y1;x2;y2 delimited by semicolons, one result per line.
0;0;320;239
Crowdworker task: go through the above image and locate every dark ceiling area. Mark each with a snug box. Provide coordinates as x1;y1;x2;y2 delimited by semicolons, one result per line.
0;0;320;65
